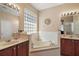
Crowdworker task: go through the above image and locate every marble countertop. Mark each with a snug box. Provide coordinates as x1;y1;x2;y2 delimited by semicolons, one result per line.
0;38;28;50
61;35;79;40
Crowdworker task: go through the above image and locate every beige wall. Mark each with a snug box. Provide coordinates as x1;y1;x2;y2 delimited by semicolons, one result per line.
39;3;79;32
16;3;39;31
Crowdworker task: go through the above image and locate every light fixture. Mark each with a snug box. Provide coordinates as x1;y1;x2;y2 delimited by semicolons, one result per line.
3;3;20;12
61;11;79;17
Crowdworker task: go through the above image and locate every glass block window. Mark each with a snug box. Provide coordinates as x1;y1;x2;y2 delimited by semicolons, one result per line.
24;9;37;34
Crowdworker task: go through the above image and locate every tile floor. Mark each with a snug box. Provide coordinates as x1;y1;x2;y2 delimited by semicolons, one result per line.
30;48;60;56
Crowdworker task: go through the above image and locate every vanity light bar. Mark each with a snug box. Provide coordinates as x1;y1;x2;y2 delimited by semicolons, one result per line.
61;11;79;16
3;3;20;12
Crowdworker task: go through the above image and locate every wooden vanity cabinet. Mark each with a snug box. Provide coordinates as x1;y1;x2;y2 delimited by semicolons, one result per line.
0;46;16;56
16;41;29;56
0;41;29;56
74;40;79;56
61;38;79;56
16;43;23;56
22;41;29;56
61;38;75;56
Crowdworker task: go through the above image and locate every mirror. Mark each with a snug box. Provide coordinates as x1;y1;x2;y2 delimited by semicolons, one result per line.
0;5;19;40
61;14;79;35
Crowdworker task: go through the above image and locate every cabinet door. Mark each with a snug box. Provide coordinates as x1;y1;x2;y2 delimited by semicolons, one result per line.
0;47;13;56
22;41;29;56
17;41;29;56
12;46;17;56
17;43;23;56
0;46;16;56
74;40;79;56
61;38;75;56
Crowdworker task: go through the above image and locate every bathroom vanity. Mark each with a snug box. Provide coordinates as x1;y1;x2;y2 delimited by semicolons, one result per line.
61;35;79;56
0;4;29;56
0;38;29;56
60;12;79;56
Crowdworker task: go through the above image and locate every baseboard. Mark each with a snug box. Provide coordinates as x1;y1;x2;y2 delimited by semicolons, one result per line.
30;46;59;53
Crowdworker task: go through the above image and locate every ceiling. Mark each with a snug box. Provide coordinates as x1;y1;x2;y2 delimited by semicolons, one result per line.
31;3;63;11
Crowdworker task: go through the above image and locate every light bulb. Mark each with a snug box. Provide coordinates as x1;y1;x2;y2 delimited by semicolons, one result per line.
14;4;16;8
8;3;12;6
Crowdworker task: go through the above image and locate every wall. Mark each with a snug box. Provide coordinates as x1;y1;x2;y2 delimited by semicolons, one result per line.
16;3;39;31
39;3;79;45
0;16;1;39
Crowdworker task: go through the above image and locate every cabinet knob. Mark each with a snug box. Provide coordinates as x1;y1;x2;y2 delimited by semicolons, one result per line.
72;40;74;43
13;47;16;50
18;46;19;48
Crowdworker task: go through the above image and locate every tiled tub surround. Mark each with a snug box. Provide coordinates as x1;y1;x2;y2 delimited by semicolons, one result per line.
30;33;59;52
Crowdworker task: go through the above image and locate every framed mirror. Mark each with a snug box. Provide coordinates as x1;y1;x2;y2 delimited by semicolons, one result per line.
61;14;79;35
